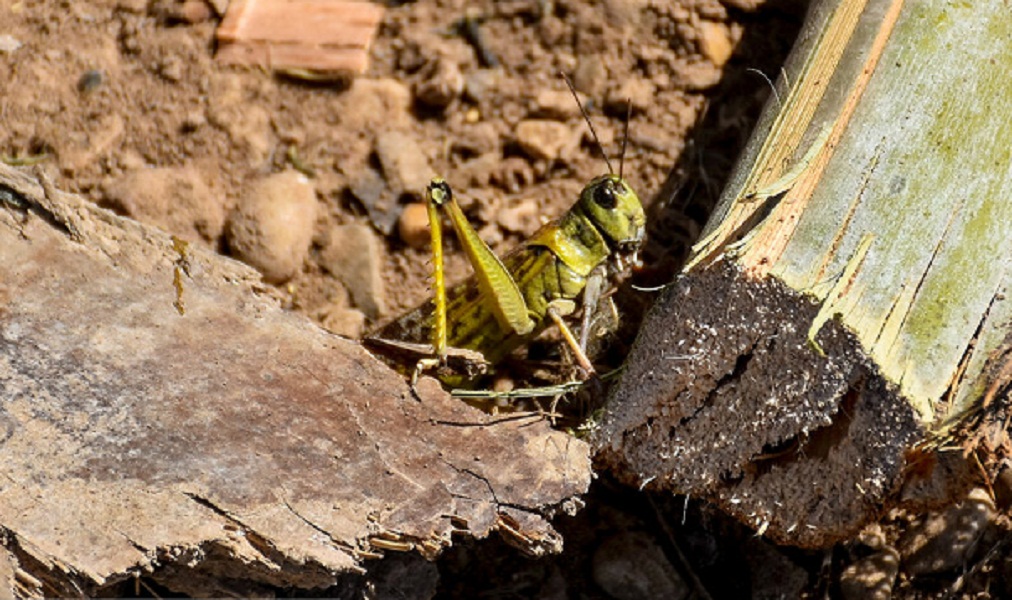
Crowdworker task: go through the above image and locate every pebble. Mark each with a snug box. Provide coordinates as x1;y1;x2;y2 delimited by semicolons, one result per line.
496;198;540;236
454;154;498;189
375;130;435;200
602;0;642;26
320;306;367;339
493;157;535;193
547;13;577;46
697;20;735;67
414;58;464;109
181;111;207;133
118;150;147;171
605;78;655;114
531;89;582;120
77;70;104;93
151;0;210;23
451;121;500;158
320;224;386;319
572;55;607;99
515;120;580;162
0;34;22;54
899;487;995;575
720;0;767;10
591;532;688;600
698;2;729;20
103;165;224;243
115;0;147;13
839;547;900;600
336;78;412;130
398;203;430;249
677;61;723;91
349;167;399;235
463;69;499;104
159;56;184;82
226;171;318;283
177;0;212;23
628;130;666;154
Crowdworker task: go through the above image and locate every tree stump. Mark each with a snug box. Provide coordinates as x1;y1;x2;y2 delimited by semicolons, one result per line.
595;0;1012;547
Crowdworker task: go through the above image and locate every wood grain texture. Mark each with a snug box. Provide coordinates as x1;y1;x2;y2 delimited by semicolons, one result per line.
0;164;589;596
597;0;1011;548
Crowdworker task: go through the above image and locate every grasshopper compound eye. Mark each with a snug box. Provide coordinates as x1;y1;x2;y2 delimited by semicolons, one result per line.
593;181;618;210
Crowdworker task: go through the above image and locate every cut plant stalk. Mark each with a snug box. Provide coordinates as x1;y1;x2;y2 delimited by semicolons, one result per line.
596;0;1012;548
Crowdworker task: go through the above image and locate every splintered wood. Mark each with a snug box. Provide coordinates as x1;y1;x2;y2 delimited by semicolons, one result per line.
596;0;1012;549
216;0;384;75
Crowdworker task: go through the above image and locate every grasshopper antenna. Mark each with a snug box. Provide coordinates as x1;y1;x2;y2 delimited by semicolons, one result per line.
620;99;631;181
561;72;614;175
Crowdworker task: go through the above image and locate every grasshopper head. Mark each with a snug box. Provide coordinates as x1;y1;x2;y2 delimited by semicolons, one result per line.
579;174;646;266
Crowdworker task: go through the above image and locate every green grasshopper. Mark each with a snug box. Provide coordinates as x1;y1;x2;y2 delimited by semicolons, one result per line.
366;94;645;394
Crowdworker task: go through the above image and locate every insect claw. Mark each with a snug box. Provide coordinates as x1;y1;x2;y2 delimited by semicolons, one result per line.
409;381;425;402
410;356;444;400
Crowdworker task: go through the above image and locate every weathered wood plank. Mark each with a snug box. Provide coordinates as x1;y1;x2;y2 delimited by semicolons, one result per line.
0;164;589;596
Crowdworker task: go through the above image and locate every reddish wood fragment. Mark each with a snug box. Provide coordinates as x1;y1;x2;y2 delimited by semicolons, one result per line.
216;0;384;75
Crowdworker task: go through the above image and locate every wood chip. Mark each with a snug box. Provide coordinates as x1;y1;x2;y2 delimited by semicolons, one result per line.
216;0;384;75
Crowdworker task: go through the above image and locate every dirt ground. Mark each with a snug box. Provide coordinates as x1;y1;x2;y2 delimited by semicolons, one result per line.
0;0;778;333
2;0;1009;598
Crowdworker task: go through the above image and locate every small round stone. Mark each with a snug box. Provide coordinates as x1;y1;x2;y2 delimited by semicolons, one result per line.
227;171;318;283
398;203;430;249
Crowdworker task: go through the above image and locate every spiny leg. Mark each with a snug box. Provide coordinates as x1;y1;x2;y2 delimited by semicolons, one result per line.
435;180;534;337
427;180;449;361
410;180;451;389
415;177;530;390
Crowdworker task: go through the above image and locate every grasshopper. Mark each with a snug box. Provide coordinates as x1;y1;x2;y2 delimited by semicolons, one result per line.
366;95;645;394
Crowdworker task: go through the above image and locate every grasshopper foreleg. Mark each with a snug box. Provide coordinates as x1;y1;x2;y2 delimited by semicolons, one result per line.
544;263;612;378
546;301;595;376
577;265;608;356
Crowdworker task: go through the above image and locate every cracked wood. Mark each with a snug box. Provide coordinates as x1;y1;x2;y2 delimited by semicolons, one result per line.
596;0;1012;548
0;164;591;597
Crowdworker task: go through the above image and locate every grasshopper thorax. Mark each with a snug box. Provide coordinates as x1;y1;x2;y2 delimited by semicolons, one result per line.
577;174;646;266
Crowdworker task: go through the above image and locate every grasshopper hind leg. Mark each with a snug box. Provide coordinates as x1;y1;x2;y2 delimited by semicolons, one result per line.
413;180;483;380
